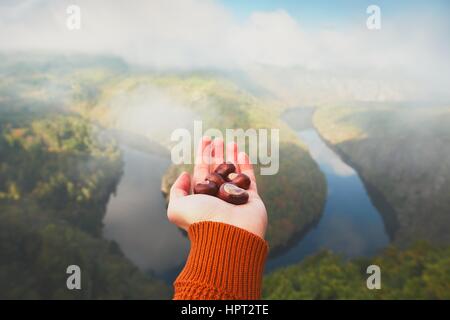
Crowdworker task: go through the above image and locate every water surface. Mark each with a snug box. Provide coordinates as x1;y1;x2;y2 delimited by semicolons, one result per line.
103;129;389;280
103;145;189;281
266;129;389;271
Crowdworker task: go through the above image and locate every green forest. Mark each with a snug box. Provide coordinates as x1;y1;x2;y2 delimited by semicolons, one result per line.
74;63;328;253
262;104;450;300
1;54;449;299
263;242;450;299
0;55;169;298
0;112;170;299
0;54;326;298
314;105;450;246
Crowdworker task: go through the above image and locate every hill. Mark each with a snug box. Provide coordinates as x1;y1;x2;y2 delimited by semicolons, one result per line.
314;105;450;246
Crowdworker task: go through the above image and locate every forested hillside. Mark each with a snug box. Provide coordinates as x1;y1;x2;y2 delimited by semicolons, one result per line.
0;55;169;299
0;54;327;297
263;105;450;300
85;72;327;253
263;242;450;299
314;106;450;246
6;54;449;300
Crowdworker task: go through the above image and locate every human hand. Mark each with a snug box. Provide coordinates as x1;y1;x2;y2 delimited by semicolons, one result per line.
167;136;268;239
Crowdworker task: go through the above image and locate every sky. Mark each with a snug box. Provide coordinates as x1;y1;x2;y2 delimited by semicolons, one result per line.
223;0;450;25
0;0;449;103
225;0;387;26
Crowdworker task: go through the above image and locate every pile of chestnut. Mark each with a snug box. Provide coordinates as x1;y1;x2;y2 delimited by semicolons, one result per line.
194;163;251;205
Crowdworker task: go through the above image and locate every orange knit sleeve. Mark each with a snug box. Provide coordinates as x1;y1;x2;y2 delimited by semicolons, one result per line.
173;221;269;300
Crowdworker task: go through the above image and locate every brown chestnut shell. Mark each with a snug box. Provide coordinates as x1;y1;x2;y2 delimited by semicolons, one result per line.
214;162;236;179
194;180;219;196
228;173;251;190
218;183;249;205
205;173;225;188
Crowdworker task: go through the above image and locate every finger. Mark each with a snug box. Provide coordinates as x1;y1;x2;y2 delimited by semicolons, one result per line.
226;141;238;172
238;151;257;192
193;136;212;184
211;137;224;171
170;171;191;200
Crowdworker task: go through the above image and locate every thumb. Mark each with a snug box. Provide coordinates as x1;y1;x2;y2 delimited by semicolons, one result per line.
169;171;191;200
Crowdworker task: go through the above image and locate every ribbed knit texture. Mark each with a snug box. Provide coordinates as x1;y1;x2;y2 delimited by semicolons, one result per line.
173;221;269;300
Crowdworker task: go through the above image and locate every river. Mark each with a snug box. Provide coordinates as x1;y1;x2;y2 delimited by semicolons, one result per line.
103;128;389;283
102;145;189;282
266;129;389;271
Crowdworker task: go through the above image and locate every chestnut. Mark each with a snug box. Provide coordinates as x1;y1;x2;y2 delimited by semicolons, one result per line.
214;162;236;179
228;173;251;190
218;183;249;205
205;173;225;188
194;180;219;196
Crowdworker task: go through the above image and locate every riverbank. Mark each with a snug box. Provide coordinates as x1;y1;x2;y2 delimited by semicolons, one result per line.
266;127;389;272
313;105;450;246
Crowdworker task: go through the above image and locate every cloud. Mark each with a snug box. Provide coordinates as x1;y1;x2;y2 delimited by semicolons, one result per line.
0;0;449;103
0;0;236;68
229;10;312;68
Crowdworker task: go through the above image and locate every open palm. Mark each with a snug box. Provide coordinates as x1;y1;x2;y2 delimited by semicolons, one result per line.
167;136;268;239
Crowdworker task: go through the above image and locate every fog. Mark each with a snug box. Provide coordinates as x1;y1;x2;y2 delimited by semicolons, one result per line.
109;84;197;147
1;0;449;104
